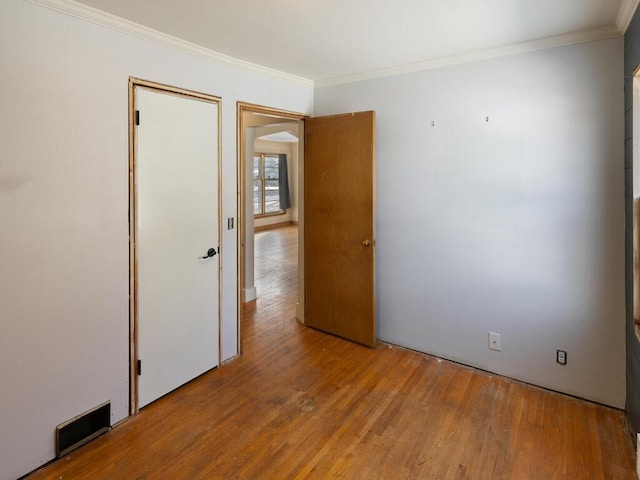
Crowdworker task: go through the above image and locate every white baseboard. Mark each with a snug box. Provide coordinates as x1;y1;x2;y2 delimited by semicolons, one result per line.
243;287;257;303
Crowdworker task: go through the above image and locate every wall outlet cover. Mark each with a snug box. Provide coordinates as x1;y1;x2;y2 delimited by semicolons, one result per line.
556;350;567;365
488;332;501;351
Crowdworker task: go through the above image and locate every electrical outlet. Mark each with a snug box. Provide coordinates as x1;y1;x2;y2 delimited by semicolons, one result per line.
488;332;501;351
556;350;567;365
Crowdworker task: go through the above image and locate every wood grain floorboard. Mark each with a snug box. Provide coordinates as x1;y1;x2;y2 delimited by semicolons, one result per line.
28;225;635;479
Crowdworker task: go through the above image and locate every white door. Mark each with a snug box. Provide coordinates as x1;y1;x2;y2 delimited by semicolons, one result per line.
135;86;219;408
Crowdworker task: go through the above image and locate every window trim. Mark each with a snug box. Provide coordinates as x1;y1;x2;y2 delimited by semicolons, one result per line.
253;152;286;218
633;68;640;342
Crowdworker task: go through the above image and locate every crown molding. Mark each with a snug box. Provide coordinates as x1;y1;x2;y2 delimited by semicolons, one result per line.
25;0;627;90
617;0;640;34
25;0;314;87
316;25;622;88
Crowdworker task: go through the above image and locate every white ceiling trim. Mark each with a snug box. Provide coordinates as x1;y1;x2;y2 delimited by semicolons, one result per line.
617;0;640;33
25;0;626;89
316;25;622;88
25;0;314;86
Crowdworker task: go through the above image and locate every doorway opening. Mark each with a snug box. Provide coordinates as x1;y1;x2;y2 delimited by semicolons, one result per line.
237;103;306;353
237;105;377;352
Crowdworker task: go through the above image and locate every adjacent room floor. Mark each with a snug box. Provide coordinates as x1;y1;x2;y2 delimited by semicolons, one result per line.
29;225;635;479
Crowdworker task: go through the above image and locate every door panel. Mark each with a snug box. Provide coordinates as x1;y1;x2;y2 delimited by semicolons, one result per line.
304;111;376;347
136;87;219;408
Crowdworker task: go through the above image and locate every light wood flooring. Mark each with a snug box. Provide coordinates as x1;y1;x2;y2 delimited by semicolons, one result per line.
29;225;635;479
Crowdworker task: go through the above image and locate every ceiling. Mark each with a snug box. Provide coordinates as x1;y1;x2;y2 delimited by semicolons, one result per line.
257;132;299;143
72;0;627;82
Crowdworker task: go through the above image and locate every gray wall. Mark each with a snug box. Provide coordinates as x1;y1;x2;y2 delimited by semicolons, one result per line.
315;37;625;408
625;8;640;439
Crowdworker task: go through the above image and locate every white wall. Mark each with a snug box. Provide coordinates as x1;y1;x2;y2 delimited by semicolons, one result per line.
315;38;625;408
244;129;257;302
0;2;312;479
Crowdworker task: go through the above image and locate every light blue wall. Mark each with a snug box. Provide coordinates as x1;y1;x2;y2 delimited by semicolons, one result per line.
316;38;625;408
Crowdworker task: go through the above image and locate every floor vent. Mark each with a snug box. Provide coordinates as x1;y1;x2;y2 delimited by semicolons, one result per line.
55;401;110;457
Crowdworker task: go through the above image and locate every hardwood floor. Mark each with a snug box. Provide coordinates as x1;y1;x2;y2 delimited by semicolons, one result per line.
29;225;635;479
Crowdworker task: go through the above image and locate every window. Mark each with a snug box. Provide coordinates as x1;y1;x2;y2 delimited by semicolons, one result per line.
254;153;285;216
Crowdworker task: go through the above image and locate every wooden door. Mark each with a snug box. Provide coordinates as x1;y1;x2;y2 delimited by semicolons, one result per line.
135;86;220;408
304;111;376;347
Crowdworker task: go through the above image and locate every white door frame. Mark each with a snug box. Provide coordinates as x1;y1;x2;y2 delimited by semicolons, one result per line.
129;78;222;415
236;102;306;354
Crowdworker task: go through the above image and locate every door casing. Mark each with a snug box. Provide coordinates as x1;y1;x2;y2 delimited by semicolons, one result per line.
236;105;377;351
129;78;222;414
236;102;306;354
